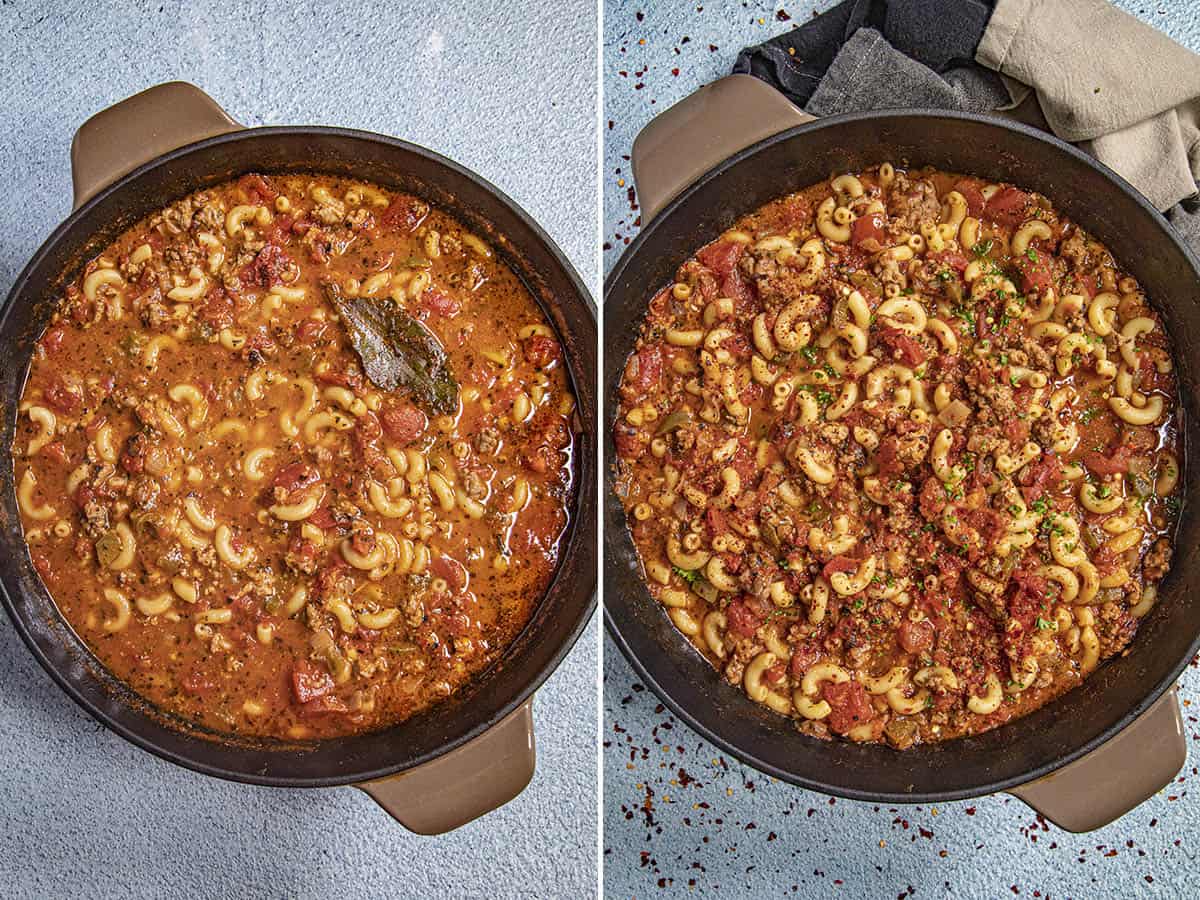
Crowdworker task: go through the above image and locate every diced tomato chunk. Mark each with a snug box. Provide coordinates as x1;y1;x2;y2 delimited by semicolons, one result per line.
822;556;858;581
622;345;662;400
353;411;386;467
1081;445;1132;476
765;664;787;686
874;438;903;477
613;422;643;460
927;249;969;273
725;599;762;638
272;462;321;495
851;212;885;247
291;659;334;704
788;642;822;679
265;214;295;245
919;476;948;519
897;619;935;654
1020;452;1064;503
237;173;278;204
524;335;560;369
200;287;236;331
40;327;66;355
1006;571;1049;637
240;243;292;289
961;506;1007;548
878;327;926;366
314;367;363;391
696;241;743;279
421;289;460;317
1015;255;1052;294
43;378;83;417
720;268;756;315
1004;417;1030;445
380;402;427;445
40;441;68;465
704;507;728;538
379;196;427;233
952;179;986;217
306;506;337;530
430;555;469;592
983;186;1030;228
820;680;874;734
295;317;330;344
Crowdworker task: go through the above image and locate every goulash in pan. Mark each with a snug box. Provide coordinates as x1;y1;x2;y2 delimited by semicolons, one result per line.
614;164;1179;748
15;174;575;740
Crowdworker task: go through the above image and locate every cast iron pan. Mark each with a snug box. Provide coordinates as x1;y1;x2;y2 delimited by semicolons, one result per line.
0;83;597;834
604;75;1199;832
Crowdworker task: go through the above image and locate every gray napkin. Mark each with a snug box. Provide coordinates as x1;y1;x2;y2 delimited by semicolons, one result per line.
796;0;1200;253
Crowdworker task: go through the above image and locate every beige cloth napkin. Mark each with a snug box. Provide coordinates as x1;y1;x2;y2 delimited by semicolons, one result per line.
978;0;1200;211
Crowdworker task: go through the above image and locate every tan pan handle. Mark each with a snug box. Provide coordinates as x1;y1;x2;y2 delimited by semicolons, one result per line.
1008;686;1184;832
71;81;243;210
631;73;813;224
357;699;536;834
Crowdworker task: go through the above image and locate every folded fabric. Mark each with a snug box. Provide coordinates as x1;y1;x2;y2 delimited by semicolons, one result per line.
733;0;1200;247
980;0;1200;211
734;0;996;109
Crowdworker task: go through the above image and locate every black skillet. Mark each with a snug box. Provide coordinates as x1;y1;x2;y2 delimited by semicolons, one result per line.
0;82;597;834
604;75;1198;832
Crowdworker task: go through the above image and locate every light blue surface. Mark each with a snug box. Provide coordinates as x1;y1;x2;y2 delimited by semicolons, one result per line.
602;1;1200;897
0;2;598;898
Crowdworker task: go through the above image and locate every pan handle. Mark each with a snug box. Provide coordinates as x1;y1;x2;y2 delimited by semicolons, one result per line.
70;82;243;210
631;73;813;224
356;698;536;834
1008;686;1185;832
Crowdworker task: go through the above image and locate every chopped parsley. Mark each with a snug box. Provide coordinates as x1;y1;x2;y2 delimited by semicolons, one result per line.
672;566;700;587
952;305;976;327
800;346;818;365
972;238;994;257
1035;617;1057;631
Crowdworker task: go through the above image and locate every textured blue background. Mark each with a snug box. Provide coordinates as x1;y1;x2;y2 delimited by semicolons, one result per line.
0;2;598;898
602;2;1200;897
